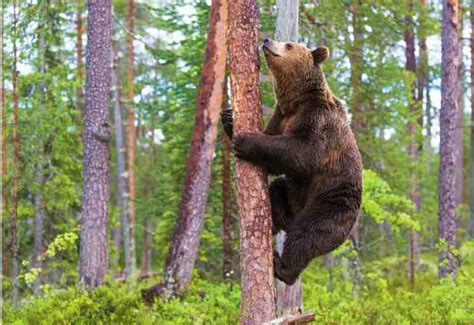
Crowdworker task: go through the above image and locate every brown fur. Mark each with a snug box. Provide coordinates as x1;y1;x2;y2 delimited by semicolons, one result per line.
223;39;362;285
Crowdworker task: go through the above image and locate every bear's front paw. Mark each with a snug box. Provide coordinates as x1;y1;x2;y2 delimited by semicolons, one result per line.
233;133;254;159
221;108;233;139
273;253;297;285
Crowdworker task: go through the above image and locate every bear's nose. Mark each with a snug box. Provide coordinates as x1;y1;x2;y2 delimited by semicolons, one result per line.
264;38;271;45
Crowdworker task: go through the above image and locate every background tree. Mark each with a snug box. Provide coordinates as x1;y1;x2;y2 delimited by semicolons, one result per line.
142;0;228;301
228;0;277;322
79;0;112;287
438;0;459;280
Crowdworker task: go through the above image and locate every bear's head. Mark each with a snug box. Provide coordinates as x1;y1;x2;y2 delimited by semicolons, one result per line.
262;38;329;100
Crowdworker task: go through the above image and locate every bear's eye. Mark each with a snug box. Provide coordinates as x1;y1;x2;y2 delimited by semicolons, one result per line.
285;43;293;50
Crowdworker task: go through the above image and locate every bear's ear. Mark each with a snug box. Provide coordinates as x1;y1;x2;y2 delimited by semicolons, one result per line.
312;47;330;64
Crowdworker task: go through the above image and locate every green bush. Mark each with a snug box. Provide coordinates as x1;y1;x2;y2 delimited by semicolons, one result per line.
4;271;473;324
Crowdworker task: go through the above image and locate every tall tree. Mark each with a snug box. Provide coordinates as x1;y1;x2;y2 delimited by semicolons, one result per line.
33;7;48;294
470;0;474;237
11;0;20;305
79;0;112;287
348;0;363;295
221;79;233;279
274;0;303;316
1;0;9;278
404;0;420;287
126;0;137;279
228;0;277;323
111;41;128;273
142;0;228;301
438;0;458;280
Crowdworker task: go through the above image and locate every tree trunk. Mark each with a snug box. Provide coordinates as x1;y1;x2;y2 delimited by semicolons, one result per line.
222;80;233;279
454;0;464;211
79;0;112;287
348;0;363;296
438;0;459;280
470;0;474;237
404;0;420;288
142;0;228;302
228;0;277;323
11;0;20;305
126;0;137;279
141;218;152;277
112;41;128;273
275;0;303;316
1;0;9;278
76;1;84;112
32;14;48;295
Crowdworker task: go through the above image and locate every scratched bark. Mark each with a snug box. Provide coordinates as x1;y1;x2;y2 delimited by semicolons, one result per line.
143;0;228;301
438;0;458;280
228;0;277;323
79;0;112;287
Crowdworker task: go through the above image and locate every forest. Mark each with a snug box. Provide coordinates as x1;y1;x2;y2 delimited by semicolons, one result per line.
1;0;474;324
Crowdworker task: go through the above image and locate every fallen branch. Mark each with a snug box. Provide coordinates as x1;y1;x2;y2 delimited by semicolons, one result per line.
268;311;316;325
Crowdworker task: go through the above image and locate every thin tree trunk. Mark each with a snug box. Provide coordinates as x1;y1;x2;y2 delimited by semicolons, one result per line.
33;12;48;295
348;0;363;297
404;0;420;288
222;80;233;279
76;1;84;112
112;41;128;273
438;0;459;280
141;218;152;277
228;0;277;323
11;0;19;305
454;0;464;211
275;0;303;316
142;0;228;302
471;0;474;237
1;0;9;278
79;0;112;287
126;0;137;279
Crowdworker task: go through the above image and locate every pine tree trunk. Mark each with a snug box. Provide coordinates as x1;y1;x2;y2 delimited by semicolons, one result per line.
404;0;420;287
274;0;303;316
454;0;464;211
79;0;112;287
438;0;459;280
112;41;128;274
126;0;137;279
228;0;277;323
142;0;228;302
11;0;20;305
1;0;9;278
222;80;234;279
471;0;474;237
141;218;152;277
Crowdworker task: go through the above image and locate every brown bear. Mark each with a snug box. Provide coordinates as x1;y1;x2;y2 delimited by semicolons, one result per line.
222;38;362;285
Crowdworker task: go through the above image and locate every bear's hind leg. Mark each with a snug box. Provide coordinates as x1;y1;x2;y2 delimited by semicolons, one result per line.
269;177;293;235
274;212;348;285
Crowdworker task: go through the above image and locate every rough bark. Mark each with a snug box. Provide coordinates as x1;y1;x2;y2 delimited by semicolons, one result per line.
126;0;137;279
275;0;303;316
222;80;233;279
471;0;474;237
142;0;228;302
11;0;19;305
438;0;459;280
228;0;277;323
112;41;128;273
79;0;112;287
404;0;420;287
